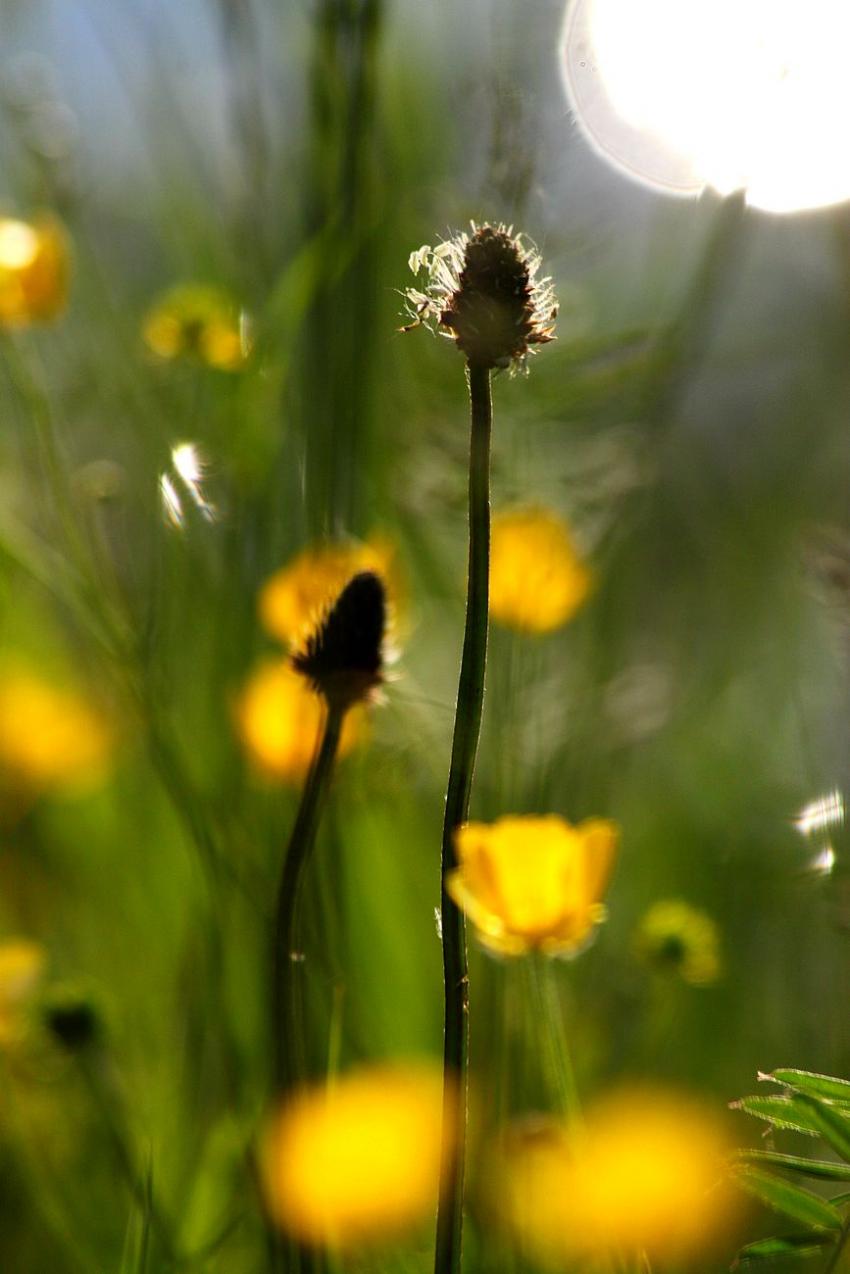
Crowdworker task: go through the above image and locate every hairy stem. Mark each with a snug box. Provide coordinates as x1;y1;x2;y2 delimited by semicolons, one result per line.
435;360;492;1274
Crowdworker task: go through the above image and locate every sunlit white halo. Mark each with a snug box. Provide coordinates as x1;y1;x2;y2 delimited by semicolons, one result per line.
793;790;844;839
810;845;836;877
159;473;183;529
561;0;850;213
170;440;217;523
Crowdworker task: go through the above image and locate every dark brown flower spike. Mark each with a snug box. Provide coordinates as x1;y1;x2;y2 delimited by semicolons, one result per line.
405;222;557;372
291;570;385;711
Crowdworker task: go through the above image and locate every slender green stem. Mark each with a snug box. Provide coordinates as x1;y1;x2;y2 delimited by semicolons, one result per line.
270;703;342;1274
76;1051;179;1268
823;1216;850;1274
273;703;344;1095
527;953;581;1125
435;360;492;1274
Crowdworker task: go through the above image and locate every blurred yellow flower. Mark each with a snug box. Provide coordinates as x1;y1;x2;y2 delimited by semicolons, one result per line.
259;535;403;650
635;899;722;986
142;283;247;371
235;660;363;783
0;669;111;794
489;507;592;633
0;940;47;1045
0;214;69;325
500;1091;734;1264
447;814;618;957
263;1061;449;1249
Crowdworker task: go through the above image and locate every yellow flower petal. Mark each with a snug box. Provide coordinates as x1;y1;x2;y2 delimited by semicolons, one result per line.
497;1092;736;1264
489;507;592;634
258;535;404;650
0;668;111;793
451;814;618;956
0;215;69;325
143;284;247;371
0;939;47;1045
263;1062;449;1249
235;660;363;784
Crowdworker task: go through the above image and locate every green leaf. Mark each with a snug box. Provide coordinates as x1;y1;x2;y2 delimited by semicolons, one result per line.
795;1096;850;1163
731;1166;843;1231
735;1150;850;1181
733;1096;828;1136
768;1071;850;1106
734;1234;835;1266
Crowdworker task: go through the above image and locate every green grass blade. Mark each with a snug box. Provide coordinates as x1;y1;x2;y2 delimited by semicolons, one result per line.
735;1151;850;1181
732;1096;832;1136
794;1097;850;1163
768;1072;850;1106
731;1166;843;1231
734;1234;836;1266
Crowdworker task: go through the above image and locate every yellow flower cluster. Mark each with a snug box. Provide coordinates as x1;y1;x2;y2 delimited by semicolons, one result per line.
635;899;722;986
0;668;111;795
143;283;247;371
263;1062;448;1249
448;814;618;957
0;215;68;325
499;1089;735;1263
489;508;591;633
0;940;46;1045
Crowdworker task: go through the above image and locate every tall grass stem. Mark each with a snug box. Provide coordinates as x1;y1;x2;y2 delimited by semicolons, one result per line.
273;703;344;1094
527;953;581;1125
435;360;492;1274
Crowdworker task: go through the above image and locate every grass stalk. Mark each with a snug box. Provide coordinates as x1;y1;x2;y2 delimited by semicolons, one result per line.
76;1050;179;1268
272;703;344;1095
822;1217;850;1274
435;359;492;1274
269;703;343;1274
526;952;581;1125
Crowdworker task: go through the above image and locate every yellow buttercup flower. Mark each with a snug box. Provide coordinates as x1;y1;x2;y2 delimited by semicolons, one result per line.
635;899;722;986
0;214;69;325
447;814;618;957
259;535;403;650
500;1091;734;1264
489;507;592;633
0;940;47;1045
263;1061;449;1249
0;669;111;794
235;660;363;784
143;283;247;371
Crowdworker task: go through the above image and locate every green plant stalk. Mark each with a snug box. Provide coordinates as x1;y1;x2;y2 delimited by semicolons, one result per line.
76;1051;179;1267
435;360;492;1274
273;703;344;1095
527;952;581;1125
270;703;343;1274
823;1216;850;1274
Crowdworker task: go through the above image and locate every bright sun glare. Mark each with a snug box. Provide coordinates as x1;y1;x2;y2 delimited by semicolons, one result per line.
561;0;850;213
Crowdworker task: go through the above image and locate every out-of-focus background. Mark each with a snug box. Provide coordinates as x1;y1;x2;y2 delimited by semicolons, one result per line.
2;1;850;1271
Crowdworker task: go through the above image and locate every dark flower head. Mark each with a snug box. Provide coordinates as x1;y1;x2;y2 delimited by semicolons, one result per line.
634;900;721;986
404;223;556;372
44;988;100;1050
291;571;386;712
